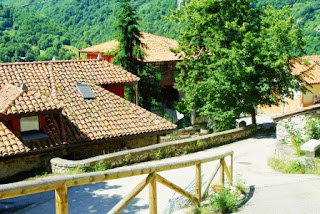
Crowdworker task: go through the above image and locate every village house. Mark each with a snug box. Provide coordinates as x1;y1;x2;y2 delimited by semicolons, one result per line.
0;59;176;180
78;32;183;111
261;56;320;115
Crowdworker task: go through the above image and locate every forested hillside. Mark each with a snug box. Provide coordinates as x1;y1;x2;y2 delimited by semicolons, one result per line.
1;0;179;46
0;0;319;63
255;0;320;55
0;4;76;62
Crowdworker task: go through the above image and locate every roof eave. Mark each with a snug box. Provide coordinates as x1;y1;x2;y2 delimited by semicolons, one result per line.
0;128;177;160
79;51;106;54
272;104;320;121
0;109;63;121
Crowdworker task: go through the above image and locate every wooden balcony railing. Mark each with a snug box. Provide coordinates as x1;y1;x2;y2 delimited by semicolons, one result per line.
0;150;233;214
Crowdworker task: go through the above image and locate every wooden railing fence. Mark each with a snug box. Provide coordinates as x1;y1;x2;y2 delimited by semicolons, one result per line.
0;150;233;214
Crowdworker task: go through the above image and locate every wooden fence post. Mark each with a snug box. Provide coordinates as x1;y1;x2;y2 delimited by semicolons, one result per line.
195;163;201;203
230;153;233;186
149;176;157;214
109;173;155;214
220;158;225;187
55;185;68;214
155;174;199;206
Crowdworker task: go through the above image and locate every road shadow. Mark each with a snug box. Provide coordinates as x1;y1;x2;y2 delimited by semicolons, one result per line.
0;182;148;214
251;131;276;140
238;185;255;208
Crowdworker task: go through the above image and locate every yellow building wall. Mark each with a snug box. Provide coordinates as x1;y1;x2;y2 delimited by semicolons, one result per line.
259;97;301;115
260;84;320;115
302;84;320;107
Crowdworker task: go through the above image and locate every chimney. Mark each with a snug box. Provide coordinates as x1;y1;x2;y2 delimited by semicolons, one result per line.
52;56;56;61
97;53;102;61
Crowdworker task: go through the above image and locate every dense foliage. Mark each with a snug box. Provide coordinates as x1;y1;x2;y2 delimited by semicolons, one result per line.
2;0;179;46
0;4;77;62
255;0;320;55
0;0;180;62
113;0;162;110
172;0;305;130
0;0;319;63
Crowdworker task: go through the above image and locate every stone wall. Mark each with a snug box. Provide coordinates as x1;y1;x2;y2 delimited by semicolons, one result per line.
51;125;257;173
276;110;320;143
0;150;67;181
0;135;158;181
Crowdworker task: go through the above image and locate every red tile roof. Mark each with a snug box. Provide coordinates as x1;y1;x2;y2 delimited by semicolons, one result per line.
0;83;62;119
0;84;24;114
79;32;182;63
0;59;176;158
291;56;320;84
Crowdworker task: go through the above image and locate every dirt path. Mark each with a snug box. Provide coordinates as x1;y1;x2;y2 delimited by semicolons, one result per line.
1;132;319;214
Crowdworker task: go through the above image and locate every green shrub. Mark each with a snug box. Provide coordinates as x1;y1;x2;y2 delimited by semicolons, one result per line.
305;116;320;140
195;189;238;214
155;150;164;160
210;189;237;213
88;161;110;172
171;131;179;136
164;114;172;122
290;161;305;173
285;124;306;156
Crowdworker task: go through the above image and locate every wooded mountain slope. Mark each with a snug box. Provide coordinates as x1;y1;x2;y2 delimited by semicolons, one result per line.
0;0;319;63
2;0;179;46
0;4;76;62
255;0;320;55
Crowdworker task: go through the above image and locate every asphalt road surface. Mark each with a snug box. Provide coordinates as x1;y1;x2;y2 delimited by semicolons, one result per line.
1;132;320;214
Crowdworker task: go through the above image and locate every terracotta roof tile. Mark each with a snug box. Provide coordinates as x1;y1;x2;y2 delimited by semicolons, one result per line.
0;59;176;158
291;56;320;84
0;84;24;114
0;84;62;119
80;32;182;62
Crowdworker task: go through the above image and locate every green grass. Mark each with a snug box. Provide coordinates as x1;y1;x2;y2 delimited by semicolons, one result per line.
292;140;306;156
235;179;246;195
25;171;49;181
269;157;320;175
25;161;111;181
25;167;85;181
86;161;110;172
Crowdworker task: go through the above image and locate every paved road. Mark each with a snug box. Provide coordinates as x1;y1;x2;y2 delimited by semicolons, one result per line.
1;132;320;214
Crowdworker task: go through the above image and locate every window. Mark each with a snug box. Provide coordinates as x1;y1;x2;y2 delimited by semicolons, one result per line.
20;116;40;132
75;83;95;99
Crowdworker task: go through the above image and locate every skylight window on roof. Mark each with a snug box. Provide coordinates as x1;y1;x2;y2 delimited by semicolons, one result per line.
75;83;95;99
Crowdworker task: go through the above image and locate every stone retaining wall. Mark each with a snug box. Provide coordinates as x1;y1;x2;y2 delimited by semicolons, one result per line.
0;135;158;181
276;111;320;143
51;125;257;173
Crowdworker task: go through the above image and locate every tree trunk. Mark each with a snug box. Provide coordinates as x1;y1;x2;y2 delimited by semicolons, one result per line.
250;107;256;125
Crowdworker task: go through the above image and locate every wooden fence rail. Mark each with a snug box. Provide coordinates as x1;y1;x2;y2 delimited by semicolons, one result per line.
0;150;233;214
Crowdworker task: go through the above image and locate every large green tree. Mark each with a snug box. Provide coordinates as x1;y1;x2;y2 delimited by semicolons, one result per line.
172;0;305;130
113;0;162;110
113;0;144;75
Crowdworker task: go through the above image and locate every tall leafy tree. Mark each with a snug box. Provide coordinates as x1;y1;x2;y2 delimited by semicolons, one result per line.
171;0;305;130
113;0;162;110
113;0;144;75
